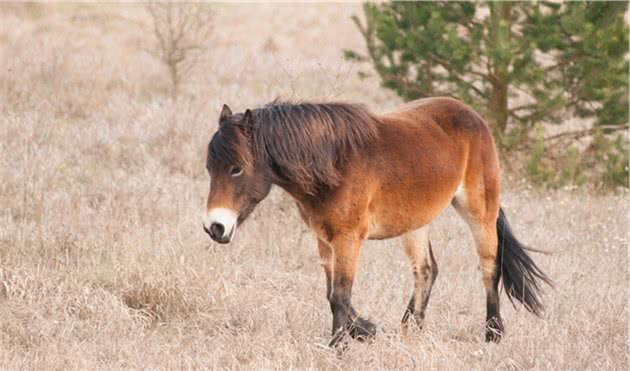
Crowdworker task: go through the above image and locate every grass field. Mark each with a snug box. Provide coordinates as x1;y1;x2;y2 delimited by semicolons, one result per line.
1;3;628;369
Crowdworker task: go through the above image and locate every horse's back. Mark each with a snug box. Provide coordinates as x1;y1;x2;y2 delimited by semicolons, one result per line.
382;97;489;137
376;97;495;176
380;96;499;184
388;96;500;183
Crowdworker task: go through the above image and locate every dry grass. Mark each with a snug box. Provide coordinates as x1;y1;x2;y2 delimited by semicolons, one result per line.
0;3;627;370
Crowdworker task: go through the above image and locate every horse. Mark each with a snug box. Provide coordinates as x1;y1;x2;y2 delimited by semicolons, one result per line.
202;97;551;347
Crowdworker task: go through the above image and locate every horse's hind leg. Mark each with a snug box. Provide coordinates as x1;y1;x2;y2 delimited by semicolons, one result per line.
452;180;503;342
401;226;438;335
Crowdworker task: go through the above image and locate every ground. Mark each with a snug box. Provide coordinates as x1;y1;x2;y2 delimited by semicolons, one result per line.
0;3;628;370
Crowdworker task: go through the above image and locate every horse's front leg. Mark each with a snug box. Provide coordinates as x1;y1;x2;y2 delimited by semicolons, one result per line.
317;236;376;347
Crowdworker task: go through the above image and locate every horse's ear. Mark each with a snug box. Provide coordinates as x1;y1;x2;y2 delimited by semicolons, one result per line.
219;104;232;125
242;109;254;132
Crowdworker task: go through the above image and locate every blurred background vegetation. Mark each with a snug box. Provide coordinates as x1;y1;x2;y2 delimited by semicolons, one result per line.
345;1;629;189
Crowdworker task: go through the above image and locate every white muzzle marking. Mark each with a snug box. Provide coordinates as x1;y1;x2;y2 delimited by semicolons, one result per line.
203;208;238;240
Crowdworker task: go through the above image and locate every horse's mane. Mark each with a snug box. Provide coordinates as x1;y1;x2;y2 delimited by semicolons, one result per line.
252;101;379;194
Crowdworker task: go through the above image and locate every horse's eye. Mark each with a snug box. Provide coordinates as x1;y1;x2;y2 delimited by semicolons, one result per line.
230;166;243;177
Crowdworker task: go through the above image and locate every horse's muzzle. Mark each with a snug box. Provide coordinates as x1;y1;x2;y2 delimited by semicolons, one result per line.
204;222;232;244
202;208;238;244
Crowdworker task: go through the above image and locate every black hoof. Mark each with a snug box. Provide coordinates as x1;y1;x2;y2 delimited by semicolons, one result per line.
328;317;377;348
349;317;377;341
485;317;504;343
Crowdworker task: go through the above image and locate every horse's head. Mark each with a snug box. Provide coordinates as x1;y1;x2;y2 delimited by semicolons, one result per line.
203;104;271;244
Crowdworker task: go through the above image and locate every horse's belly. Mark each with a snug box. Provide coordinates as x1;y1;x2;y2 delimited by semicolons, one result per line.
366;211;431;240
366;188;457;240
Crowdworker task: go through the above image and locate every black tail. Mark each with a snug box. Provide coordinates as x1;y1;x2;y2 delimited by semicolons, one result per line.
496;208;552;316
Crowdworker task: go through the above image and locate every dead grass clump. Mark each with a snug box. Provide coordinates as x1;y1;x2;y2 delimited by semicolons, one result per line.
0;268;49;303
121;280;194;325
65;296;96;321
0;305;41;351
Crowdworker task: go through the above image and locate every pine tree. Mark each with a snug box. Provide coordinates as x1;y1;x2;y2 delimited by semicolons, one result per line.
346;1;628;186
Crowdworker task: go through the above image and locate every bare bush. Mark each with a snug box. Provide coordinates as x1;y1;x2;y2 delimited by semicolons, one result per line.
146;2;213;99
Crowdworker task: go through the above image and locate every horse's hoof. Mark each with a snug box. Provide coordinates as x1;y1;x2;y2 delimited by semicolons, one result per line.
349;317;377;341
328;317;377;348
485;317;504;343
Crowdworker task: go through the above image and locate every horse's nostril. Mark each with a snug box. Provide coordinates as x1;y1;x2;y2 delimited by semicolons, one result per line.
210;222;225;238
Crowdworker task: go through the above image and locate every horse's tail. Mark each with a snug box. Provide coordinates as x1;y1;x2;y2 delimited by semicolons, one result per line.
496;207;552;316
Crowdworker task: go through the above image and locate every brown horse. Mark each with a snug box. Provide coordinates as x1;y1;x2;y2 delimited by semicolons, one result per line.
203;97;551;347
